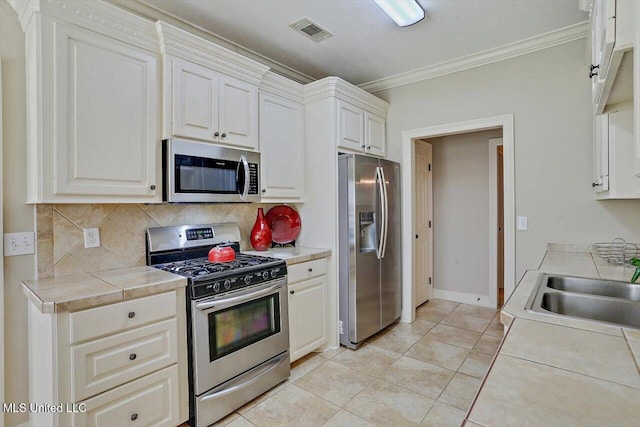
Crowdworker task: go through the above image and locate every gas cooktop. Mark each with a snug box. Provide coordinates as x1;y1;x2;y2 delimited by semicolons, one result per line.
155;253;282;280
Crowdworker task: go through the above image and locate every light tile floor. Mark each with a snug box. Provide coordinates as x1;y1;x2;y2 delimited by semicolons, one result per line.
210;299;502;427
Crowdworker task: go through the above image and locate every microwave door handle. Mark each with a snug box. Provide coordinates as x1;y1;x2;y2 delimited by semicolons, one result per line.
239;154;250;201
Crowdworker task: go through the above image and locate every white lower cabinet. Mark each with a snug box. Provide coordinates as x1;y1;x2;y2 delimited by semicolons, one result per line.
27;290;188;427
72;365;180;427
288;259;328;362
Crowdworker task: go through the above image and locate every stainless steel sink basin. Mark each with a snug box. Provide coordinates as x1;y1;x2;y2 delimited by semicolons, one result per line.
546;276;640;301
540;292;640;328
526;274;640;329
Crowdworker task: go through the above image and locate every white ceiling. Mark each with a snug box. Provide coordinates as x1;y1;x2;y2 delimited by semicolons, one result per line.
137;0;588;86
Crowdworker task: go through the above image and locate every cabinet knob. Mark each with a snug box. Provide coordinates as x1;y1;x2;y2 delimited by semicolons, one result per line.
129;353;137;361
221;133;227;138
149;185;156;190
416;234;419;239
592;182;601;187
214;131;220;137
290;290;295;295
128;311;136;319
367;146;371;149
262;189;266;193
131;413;139;421
308;268;313;272
589;64;599;79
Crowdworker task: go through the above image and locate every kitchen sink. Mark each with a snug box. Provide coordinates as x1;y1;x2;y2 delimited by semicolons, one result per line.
526;274;640;329
546;276;640;302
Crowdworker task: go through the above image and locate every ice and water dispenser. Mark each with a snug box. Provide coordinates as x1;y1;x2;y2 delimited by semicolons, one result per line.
359;211;377;253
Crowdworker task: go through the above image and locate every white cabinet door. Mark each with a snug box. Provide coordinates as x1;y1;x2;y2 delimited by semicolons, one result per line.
172;59;219;142
219;76;259;150
259;93;304;200
289;276;327;362
337;100;365;152
590;0;616;104
365;112;386;157
593;114;610;193
53;22;159;199
73;365;180;427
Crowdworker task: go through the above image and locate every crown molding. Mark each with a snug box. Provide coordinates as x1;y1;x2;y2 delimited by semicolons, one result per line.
359;21;589;93
260;71;305;103
304;77;389;115
8;0;158;50
156;21;269;86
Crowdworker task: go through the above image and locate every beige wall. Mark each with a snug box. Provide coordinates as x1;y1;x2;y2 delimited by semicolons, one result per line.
1;2;34;426
379;40;640;282
429;129;502;297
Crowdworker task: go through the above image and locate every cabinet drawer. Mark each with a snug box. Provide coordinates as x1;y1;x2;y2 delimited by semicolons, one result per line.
287;259;327;284
71;318;178;401
69;292;176;344
72;365;180;427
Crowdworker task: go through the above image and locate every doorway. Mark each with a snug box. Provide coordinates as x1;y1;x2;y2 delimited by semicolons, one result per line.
400;115;515;322
489;138;505;307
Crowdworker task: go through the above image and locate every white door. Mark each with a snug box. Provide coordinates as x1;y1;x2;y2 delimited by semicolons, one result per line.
289;277;327;362
259;93;304;200
53;22;159;199
364;112;386;157
414;141;433;306
336;100;365;152
218;75;259;151
172;59;219;142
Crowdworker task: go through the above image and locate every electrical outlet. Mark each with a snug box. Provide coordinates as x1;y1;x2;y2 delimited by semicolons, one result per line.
338;320;344;335
83;227;101;248
4;232;35;256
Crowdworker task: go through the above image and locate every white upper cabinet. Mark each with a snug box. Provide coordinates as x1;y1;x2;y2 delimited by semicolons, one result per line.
337;100;366;151
171;59;259;150
336;98;388;157
589;0;635;113
365;111;386;157
259;92;305;201
13;1;161;202
157;22;267;152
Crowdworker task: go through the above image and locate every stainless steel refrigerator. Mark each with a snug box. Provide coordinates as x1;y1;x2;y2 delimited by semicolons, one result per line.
338;153;402;349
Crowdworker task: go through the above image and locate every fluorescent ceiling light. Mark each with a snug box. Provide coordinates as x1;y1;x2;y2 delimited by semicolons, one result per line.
374;0;425;27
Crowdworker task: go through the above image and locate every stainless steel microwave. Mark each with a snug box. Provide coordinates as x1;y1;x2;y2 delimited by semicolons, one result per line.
163;138;260;203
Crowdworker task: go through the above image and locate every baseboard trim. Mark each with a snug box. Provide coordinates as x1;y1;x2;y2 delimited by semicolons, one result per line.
433;289;491;307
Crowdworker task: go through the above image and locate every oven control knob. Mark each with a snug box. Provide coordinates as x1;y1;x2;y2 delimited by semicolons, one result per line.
244;276;252;285
262;271;269;280
270;269;278;278
213;282;220;292
224;279;231;290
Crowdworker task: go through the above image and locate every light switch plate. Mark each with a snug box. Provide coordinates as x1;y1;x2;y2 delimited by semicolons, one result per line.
83;227;101;248
517;216;528;231
4;232;35;256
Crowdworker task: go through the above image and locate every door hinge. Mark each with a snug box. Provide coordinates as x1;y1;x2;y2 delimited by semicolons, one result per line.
428;220;431;228
428;163;431;172
428;277;432;285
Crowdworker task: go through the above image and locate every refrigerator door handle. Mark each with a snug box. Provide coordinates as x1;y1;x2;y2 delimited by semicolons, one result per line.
375;166;386;259
380;166;389;258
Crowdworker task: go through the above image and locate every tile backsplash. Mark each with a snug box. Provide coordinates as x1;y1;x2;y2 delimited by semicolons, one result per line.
36;203;283;278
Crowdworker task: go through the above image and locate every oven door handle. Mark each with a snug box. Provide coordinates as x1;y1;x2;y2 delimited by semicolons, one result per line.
194;282;285;311
199;351;288;402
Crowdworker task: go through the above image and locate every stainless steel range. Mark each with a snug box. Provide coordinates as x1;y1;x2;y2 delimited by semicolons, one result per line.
146;223;290;427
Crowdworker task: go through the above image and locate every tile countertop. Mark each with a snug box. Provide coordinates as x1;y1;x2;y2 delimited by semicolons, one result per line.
465;246;640;427
243;246;331;265
22;266;186;314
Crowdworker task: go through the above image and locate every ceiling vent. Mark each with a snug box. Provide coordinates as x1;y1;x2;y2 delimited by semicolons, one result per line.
289;17;333;42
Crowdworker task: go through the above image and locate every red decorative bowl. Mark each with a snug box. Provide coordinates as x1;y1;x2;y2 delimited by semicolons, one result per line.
265;205;302;244
208;246;236;262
